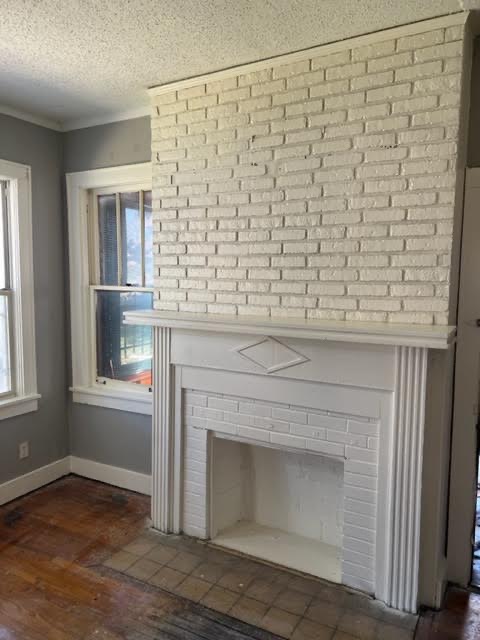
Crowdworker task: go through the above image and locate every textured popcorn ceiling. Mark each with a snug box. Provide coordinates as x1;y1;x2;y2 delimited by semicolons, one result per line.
0;0;464;129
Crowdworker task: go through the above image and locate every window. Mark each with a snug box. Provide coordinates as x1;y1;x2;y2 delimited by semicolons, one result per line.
67;163;153;415
0;181;13;396
91;188;153;387
0;160;38;420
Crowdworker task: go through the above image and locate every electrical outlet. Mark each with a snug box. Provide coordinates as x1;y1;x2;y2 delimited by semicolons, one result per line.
19;441;29;460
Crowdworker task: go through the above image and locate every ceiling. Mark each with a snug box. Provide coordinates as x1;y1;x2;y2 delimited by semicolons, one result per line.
0;0;469;130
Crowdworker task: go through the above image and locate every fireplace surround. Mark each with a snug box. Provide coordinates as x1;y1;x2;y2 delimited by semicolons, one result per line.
124;310;454;613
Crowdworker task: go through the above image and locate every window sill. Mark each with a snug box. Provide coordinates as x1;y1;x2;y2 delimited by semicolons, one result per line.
0;394;41;421
71;386;153;415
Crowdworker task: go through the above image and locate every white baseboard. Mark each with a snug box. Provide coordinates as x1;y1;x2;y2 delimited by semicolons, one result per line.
70;456;152;496
0;457;71;506
0;456;152;506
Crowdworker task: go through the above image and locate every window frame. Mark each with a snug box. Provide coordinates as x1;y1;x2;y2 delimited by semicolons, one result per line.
66;163;153;415
0;159;39;421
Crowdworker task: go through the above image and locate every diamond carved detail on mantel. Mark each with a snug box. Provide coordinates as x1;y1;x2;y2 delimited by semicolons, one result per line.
233;336;309;374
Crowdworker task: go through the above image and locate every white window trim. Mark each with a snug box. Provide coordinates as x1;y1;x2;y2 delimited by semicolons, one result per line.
66;162;153;415
0;159;39;420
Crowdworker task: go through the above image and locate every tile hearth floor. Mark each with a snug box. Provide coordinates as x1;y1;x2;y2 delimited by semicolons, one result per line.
104;529;418;640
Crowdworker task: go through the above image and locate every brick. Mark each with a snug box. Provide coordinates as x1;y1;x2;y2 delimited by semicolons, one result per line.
188;94;217;110
364;178;407;193
412;108;459;127
396;29;444;51
285;99;324;117
152;24;464;322
392;95;438;114
309;78;349;98
350;70;393;91
287;71;325;90
326;61;366;80
395;60;442;82
206;77;237;93
310;50;349;68
365;115;409;133
413;73;461;94
271;117;307;133
366;83;411;102
218;86;251;104
273;59;310;78
238;96;272;113
352;40;395;61
238;69;272;86
251;78;285;96
368;52;412;72
250;107;285;123
278;157;320;173
348;103;390;121
414;40;462;63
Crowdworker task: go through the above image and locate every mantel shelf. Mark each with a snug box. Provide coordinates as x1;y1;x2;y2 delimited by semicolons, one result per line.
124;309;455;349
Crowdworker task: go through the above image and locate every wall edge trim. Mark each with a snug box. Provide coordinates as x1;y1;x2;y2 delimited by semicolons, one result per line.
63;106;151;132
0;457;70;506
0;104;63;131
0;456;152;506
148;12;468;97
70;456;152;495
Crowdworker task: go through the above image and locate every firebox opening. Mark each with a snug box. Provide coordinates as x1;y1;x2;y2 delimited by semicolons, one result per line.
210;436;344;583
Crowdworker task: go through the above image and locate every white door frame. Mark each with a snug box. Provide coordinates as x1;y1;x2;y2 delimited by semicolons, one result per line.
448;168;480;586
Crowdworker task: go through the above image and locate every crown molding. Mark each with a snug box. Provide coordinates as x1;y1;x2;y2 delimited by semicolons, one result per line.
63;105;150;131
0;104;63;131
148;12;468;98
0;103;151;133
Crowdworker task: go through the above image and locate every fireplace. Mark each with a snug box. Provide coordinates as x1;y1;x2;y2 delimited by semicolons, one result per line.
210;437;345;583
183;384;380;593
124;310;454;612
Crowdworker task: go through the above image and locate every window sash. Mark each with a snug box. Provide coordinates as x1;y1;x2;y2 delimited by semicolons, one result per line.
91;186;152;288
89;285;153;391
89;183;153;391
0;289;14;399
0;182;14;399
0;181;10;290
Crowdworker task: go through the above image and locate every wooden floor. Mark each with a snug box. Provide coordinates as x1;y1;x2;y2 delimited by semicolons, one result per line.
416;589;480;640
0;475;479;640
0;475;284;639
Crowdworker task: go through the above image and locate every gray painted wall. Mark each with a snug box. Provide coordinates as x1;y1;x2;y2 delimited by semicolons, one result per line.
69;404;151;474
0;114;68;483
63;117;150;172
64;116;152;474
0;115;151;484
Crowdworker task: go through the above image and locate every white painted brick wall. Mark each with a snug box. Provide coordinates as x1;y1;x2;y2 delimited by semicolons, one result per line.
183;389;379;593
152;24;465;325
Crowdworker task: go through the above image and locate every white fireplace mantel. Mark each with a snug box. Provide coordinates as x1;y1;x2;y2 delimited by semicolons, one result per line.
124;310;456;614
124;310;456;350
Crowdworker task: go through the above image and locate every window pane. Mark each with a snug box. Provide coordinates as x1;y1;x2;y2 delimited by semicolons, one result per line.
0;295;12;394
0;181;7;289
96;290;153;385
98;194;118;285
120;192;142;286
144;191;154;287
